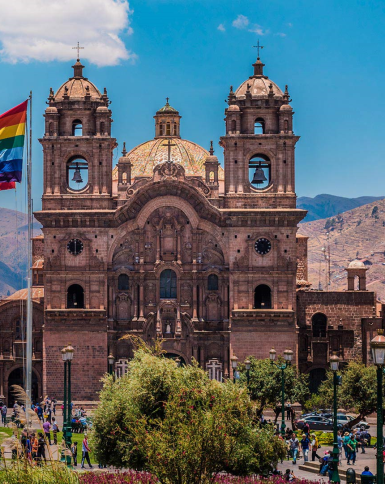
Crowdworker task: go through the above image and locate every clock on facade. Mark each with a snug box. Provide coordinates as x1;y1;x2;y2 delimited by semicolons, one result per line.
254;237;271;255
67;238;84;256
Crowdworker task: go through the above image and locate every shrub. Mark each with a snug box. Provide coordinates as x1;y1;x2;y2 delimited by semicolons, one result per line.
0;461;78;484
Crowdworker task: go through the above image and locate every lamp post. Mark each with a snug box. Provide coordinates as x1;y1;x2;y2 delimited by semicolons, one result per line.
269;348;293;437
60;347;68;463
108;354;115;375
370;329;385;484
330;353;341;484
231;356;238;383
245;359;251;387
65;344;74;467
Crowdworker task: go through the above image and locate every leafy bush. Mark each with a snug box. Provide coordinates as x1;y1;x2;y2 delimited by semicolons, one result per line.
90;345;286;483
0;461;78;484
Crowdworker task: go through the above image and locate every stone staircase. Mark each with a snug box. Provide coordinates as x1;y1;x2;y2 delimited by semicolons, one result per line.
299;462;364;483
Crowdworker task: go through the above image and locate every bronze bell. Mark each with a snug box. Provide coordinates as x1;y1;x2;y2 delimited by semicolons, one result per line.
251;166;267;184
72;163;83;183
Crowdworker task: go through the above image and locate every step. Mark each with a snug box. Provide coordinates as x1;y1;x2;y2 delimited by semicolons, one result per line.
299;462;363;483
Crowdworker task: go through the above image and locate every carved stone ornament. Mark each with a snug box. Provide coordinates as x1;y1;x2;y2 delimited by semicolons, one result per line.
153;161;185;180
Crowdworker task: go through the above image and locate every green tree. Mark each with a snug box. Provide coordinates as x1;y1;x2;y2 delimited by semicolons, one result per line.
90;347;285;483
371;206;379;217
238;357;310;417
316;360;379;426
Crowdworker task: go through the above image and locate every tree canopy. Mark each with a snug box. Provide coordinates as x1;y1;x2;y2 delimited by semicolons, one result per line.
90;345;285;484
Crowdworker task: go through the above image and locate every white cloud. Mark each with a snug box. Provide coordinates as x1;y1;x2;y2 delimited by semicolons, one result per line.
248;25;268;35
232;15;249;30
276;32;287;37
0;0;136;67
287;22;293;28
217;24;226;32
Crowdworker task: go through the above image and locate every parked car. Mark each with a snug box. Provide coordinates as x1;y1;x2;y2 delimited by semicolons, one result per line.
353;421;371;430
295;415;334;431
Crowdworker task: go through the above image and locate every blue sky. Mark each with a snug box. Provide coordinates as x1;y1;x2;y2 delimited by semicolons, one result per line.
0;0;384;212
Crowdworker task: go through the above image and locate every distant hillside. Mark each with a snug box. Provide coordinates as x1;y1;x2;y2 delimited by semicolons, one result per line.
297;194;385;222
298;199;385;301
0;208;41;298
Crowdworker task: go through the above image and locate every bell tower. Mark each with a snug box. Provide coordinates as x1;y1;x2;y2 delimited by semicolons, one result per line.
220;54;297;208
40;59;117;210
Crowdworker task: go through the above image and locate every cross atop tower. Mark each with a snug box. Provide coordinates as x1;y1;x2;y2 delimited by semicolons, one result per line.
253;40;264;59
166;97;169;104
164;139;176;162
72;42;84;61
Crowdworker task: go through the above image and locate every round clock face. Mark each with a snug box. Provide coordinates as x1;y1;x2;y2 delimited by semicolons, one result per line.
255;237;271;255
67;238;84;256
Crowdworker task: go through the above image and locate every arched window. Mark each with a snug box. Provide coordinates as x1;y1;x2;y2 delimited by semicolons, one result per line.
209;171;215;183
100;121;105;134
118;274;129;291
166;122;171;136
160;269;177;299
67;156;88;191
72;120;83;136
254;284;271;309
231;119;236;132
208;274;219;291
249;154;270;190
173;124;178;136
67;284;85;309
15;320;22;340
312;313;327;338
254;118;265;134
122;172;127;184
284;120;288;133
48;122;54;136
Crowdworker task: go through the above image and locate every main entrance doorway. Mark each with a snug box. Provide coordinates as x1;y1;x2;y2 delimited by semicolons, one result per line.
8;368;39;406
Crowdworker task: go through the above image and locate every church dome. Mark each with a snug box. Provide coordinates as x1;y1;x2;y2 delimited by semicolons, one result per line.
228;104;240;112
113;138;224;179
54;60;102;100
348;259;366;268
234;57;283;99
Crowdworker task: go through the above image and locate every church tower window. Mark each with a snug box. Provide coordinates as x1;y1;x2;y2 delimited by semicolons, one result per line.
166;122;171;136
15;320;22;340
160;269;177;299
67;156;88;191
249;155;270;190
208;274;219;291
254;118;265;134
312;313;327;338
67;284;85;309
231;119;236;132
254;284;272;309
72;120;83;136
118;274;129;291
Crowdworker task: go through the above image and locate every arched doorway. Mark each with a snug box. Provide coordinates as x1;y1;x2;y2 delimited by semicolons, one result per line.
164;353;186;366
8;368;38;406
309;367;326;394
312;313;327;337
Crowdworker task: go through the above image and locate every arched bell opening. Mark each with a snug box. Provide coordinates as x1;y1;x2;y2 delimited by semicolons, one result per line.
67;156;88;191
67;284;85;309
254;284;272;309
208;274;219;291
312;313;327;338
72;119;83;136
254;118;265;134
249;154;270;190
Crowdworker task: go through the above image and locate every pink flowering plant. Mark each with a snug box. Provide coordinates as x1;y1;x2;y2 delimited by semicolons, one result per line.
89;340;286;484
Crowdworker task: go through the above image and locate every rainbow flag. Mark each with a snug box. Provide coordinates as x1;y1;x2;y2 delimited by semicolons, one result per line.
0;100;28;191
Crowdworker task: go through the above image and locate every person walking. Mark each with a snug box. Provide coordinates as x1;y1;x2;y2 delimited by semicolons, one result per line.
303;421;310;437
311;433;321;461
337;430;343;463
81;434;93;469
343;431;350;460
347;434;357;465
290;434;299;465
42;420;51;445
31;433;38;461
360;429;369;453
286;403;291;421
37;432;46;464
71;441;78;467
301;433;311;462
1;403;7;426
51;417;59;445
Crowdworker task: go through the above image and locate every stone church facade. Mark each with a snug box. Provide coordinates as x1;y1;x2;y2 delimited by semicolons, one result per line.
0;56;382;403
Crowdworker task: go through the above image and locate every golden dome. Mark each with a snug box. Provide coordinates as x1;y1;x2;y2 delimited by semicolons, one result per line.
113;138;224;180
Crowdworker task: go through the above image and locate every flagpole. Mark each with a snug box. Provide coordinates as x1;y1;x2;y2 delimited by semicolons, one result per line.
25;91;33;410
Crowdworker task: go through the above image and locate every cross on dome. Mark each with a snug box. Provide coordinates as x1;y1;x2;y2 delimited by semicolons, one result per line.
72;42;84;61
253;40;264;59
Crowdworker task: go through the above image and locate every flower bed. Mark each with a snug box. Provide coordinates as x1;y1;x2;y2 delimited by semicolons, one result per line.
79;472;324;484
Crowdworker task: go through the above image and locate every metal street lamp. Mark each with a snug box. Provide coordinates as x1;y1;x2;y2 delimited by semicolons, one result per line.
60;347;68;463
330;353;341;483
270;348;293;437
244;359;251;387
65;344;74;467
231;355;238;384
108;354;115;375
370;329;385;484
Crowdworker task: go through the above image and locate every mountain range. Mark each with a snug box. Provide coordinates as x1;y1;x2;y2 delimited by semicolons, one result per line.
297;194;385;222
